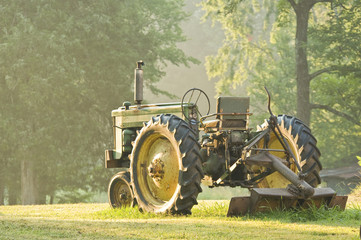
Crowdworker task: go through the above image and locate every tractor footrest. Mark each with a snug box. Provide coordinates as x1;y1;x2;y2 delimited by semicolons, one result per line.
227;188;347;217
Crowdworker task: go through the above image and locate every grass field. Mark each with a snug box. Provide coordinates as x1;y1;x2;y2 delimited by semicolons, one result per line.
0;197;360;240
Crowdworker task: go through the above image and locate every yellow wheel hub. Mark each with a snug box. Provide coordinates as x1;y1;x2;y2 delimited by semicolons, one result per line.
136;131;180;206
255;120;303;188
131;114;203;214
112;181;132;206
108;172;133;209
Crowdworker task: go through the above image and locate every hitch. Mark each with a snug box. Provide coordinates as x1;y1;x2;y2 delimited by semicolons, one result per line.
227;137;348;216
264;86;303;173
227;151;348;216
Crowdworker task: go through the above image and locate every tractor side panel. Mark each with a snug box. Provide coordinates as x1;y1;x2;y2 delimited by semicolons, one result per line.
106;103;195;168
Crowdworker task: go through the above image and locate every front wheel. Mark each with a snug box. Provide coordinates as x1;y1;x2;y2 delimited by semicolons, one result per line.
130;114;204;214
108;171;136;208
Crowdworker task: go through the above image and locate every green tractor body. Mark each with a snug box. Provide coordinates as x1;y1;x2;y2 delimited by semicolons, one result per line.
105;102;196;168
105;62;347;215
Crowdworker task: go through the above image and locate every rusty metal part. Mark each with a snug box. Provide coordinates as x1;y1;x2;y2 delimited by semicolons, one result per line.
108;171;135;209
134;61;144;105
245;151;313;198
214;130;271;185
265;86;302;173
329;195;348;210
227;197;250;216
266;152;314;198
227;188;347;216
246;152;288;168
271;123;303;173
148;155;165;181
135;133;180;203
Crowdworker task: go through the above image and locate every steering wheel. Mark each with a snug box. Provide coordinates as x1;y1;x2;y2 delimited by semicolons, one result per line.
181;88;211;122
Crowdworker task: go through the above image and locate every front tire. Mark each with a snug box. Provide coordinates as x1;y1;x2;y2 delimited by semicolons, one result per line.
130;114;203;214
108;171;135;208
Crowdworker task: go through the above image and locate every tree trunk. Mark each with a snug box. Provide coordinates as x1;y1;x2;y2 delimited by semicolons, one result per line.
0;183;4;206
50;194;54;204
21;160;37;205
37;193;46;205
0;163;4;205
8;187;18;205
294;1;313;126
7;159;21;205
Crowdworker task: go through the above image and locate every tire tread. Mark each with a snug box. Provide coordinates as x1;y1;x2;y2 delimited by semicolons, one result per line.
278;115;322;187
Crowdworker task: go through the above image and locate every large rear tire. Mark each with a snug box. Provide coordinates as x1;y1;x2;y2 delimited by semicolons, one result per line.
278;115;322;187
130;114;204;214
256;115;322;188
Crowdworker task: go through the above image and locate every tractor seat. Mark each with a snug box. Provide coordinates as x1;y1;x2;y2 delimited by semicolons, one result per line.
202;119;220;129
202;117;247;130
202;96;251;132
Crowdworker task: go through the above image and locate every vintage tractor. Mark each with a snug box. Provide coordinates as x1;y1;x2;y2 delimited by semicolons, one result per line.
105;61;347;215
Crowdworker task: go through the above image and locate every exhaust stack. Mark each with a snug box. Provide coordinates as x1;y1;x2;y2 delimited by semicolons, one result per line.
134;60;144;105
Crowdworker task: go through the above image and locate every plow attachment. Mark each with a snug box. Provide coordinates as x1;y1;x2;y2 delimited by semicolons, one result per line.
227;148;348;217
227;188;348;216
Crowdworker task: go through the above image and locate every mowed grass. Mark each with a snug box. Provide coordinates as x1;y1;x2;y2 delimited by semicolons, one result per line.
0;199;360;240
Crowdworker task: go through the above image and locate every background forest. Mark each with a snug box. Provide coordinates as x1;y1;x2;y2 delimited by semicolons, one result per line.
0;0;360;205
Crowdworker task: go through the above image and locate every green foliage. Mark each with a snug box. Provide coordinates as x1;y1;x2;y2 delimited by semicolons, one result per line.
309;1;361;77
0;0;196;204
192;201;228;217
56;189;93;204
201;0;361;167
308;2;361;166
311;74;361;166
201;0;296;120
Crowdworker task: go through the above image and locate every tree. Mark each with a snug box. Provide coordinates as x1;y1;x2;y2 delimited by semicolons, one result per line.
201;0;361;167
0;0;196;205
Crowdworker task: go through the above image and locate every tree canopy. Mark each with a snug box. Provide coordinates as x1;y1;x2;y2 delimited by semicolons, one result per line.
0;0;196;204
201;0;361;167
